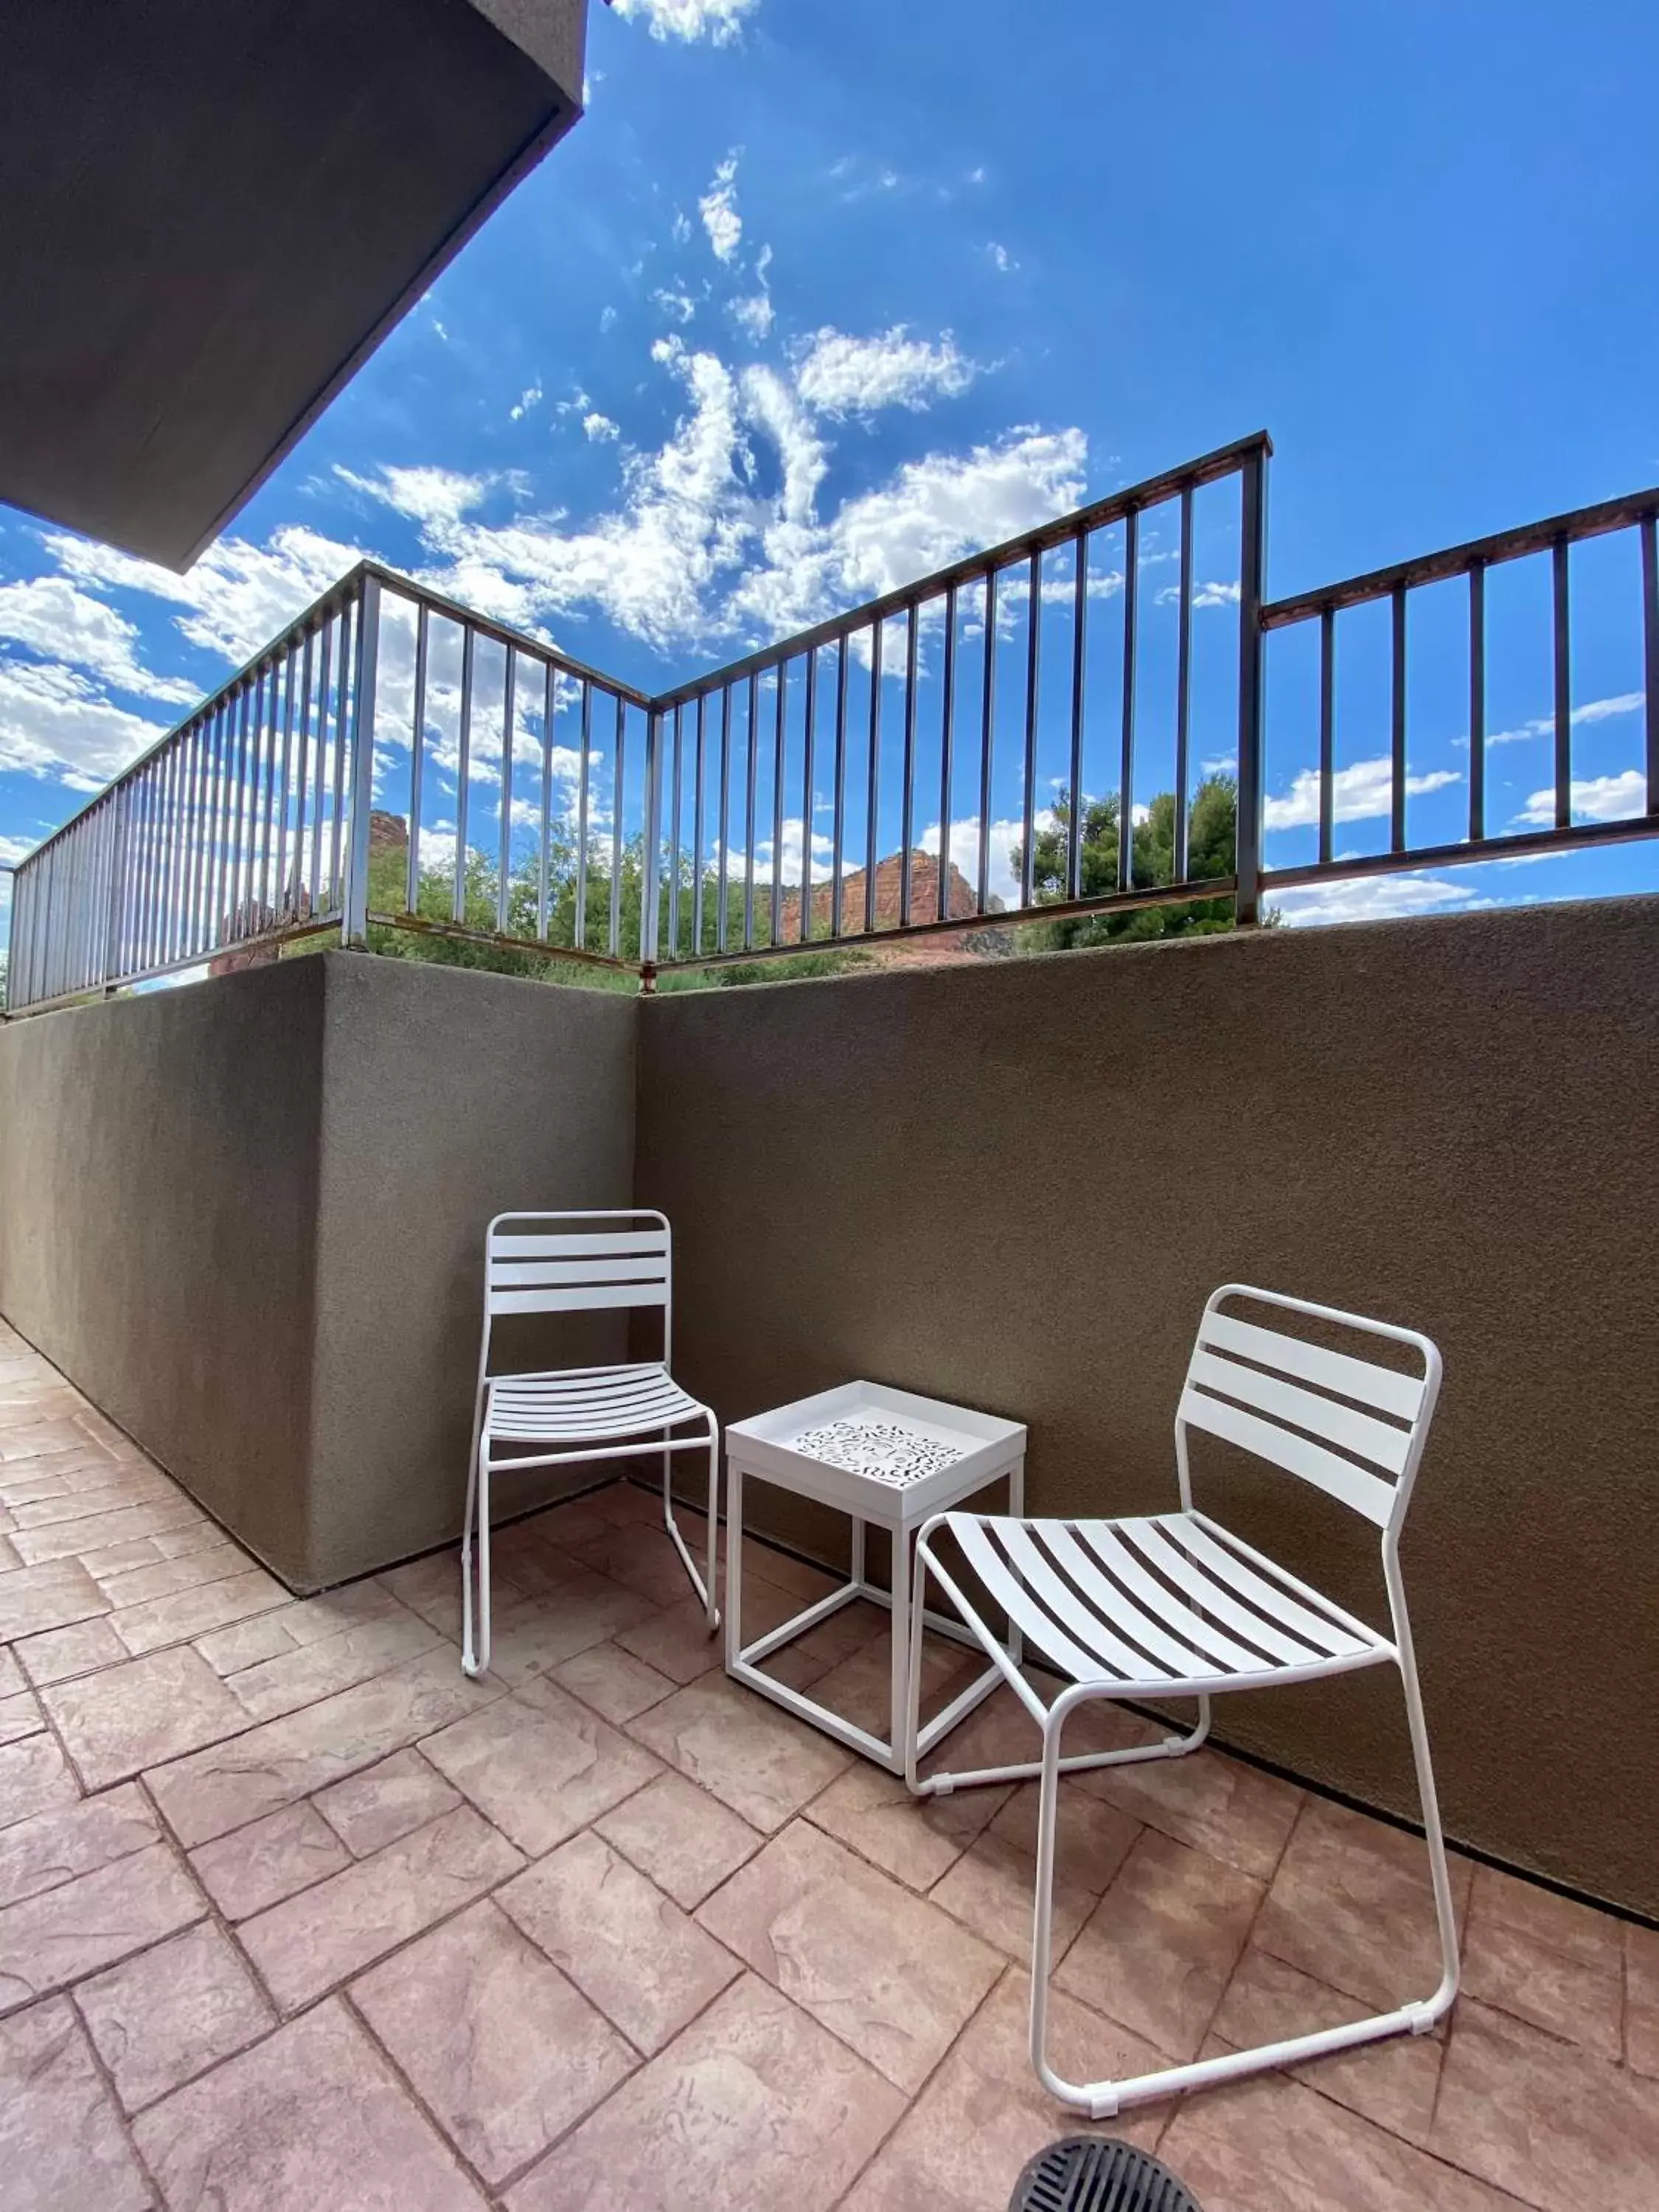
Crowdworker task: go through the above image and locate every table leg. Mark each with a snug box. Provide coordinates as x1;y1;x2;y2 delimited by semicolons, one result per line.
887;1522;913;1773
725;1464;745;1672
850;1515;866;1596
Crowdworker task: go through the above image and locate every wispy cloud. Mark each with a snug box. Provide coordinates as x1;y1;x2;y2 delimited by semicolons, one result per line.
0;577;197;705
793;326;975;417
1265;757;1461;833
1515;768;1647;827
611;0;759;44
699;153;743;264
1273;872;1494;928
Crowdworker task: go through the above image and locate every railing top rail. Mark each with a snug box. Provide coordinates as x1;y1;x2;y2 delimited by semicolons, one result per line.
18;561;374;866
359;563;657;712
1262;479;1659;630
15;559;658;875
651;429;1274;710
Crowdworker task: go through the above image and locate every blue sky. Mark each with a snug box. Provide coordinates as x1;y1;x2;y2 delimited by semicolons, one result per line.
4;0;1658;942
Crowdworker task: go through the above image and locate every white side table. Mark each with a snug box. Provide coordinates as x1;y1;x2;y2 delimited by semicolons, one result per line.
725;1380;1026;1773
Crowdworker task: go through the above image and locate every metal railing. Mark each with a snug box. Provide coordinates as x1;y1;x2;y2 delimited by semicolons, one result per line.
7;432;1659;1012
1258;486;1659;897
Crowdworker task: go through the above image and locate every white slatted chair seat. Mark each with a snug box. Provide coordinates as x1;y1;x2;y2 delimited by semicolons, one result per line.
486;1365;708;1444
941;1509;1392;1699
903;1284;1460;2126
460;1211;719;1678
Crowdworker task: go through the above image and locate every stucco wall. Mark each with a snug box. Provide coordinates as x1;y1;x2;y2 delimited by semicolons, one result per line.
635;897;1659;1914
0;957;324;1574
306;953;637;1586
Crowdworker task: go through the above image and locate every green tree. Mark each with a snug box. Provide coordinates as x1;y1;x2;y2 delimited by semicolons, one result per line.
1012;773;1263;950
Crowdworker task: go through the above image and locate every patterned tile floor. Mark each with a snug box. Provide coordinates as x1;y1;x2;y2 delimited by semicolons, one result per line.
1;1318;1656;2211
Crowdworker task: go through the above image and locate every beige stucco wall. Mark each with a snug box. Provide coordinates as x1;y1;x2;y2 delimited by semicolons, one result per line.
635;896;1659;1915
4;899;1657;1910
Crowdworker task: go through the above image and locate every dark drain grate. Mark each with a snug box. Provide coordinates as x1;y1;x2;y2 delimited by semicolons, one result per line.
1009;2136;1203;2212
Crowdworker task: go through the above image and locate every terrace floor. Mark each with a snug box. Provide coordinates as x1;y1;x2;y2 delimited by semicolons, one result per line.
0;1323;1655;2211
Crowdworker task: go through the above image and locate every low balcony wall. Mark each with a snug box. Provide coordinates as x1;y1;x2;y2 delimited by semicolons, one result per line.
636;895;1659;1917
3;900;1657;1913
0;951;636;1587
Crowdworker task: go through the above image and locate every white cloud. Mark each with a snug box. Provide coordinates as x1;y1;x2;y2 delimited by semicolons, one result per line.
599;305;618;333
509;380;543;422
729;242;773;341
1472;690;1646;748
50;521;367;666
0;659;168;789
0;579;197;705
700;153;742;265
670;210;692;245
1273;874;1493;928
611;0;758;43
1265;756;1461;834
1150;578;1241;611
794;326;975;417
730;291;774;341
1516;769;1647;826
583;413;621;442
987;242;1016;274
920;810;1054;908
653;286;697;324
337;465;487;532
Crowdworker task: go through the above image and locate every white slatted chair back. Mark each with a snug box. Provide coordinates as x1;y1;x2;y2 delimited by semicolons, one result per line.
483;1210;673;1360
1176;1285;1441;1542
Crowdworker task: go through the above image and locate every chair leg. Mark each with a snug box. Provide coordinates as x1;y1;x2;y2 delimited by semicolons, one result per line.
460;1444;490;1679
1029;1666;1459;2119
659;1425;722;1635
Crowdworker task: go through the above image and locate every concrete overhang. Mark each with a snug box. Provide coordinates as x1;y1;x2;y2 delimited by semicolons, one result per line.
0;0;588;571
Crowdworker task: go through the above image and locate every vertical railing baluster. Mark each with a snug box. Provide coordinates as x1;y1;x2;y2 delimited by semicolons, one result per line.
611;699;624;960
329;601;353;911
497;650;516;937
901;612;919;925
1234;446;1268;926
1641;513;1659;814
641;707;661;968
717;684;733;952
1553;538;1571;830
668;703;684;959
293;633;313;922
743;671;759;951
274;647;296;939
866;620;883;934
1020;552;1040;907
1318;606;1335;866
539;665;557;944
407;605;428;916
572;679;591;947
1468;563;1486;841
771;664;786;947
801;647;818;944
344;576;381;945
1174;488;1194;883
1068;532;1088;901
831;643;848;939
1390;583;1408;854
978;574;997;914
692;692;706;956
1119;509;1139;893
257;654;280;928
938;587;957;922
453;625;474;924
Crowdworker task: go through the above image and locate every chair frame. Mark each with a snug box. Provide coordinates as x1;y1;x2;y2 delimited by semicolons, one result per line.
902;1284;1460;2119
460;1208;718;1677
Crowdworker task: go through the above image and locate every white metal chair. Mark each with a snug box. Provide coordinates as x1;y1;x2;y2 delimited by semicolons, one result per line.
903;1284;1458;2118
459;1209;718;1677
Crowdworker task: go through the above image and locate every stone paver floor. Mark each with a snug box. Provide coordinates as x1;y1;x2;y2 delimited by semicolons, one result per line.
1;1320;1656;2210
